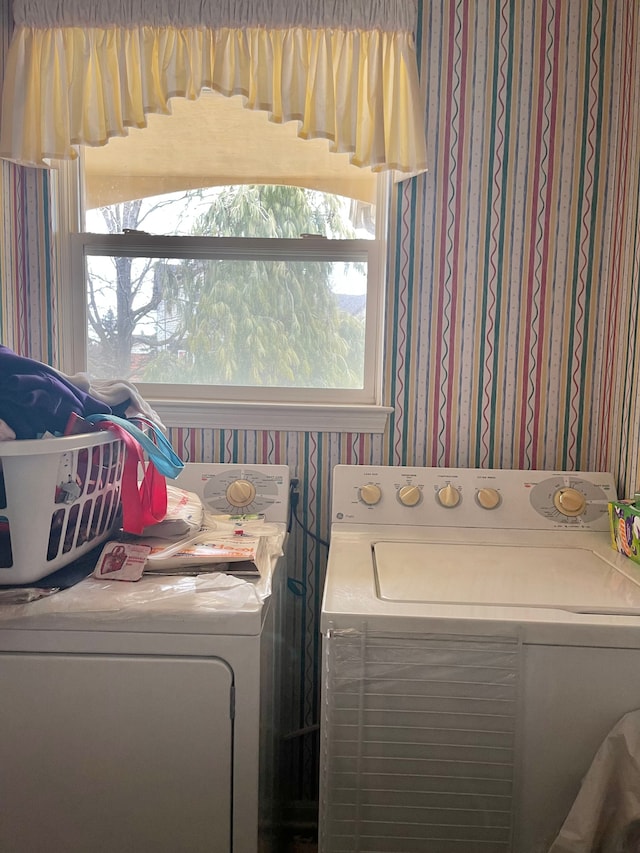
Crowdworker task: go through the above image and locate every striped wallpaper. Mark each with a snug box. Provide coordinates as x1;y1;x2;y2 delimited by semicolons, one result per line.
2;0;640;801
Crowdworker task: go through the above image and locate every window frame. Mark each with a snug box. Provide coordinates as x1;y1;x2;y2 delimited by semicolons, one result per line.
55;158;392;433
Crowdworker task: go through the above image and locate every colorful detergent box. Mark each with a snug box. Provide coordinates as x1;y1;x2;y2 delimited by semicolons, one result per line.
609;499;640;565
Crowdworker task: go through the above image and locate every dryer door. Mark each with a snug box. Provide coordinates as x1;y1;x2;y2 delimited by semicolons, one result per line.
0;653;233;853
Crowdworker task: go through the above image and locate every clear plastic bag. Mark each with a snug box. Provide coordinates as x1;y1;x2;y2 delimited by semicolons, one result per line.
140;485;203;539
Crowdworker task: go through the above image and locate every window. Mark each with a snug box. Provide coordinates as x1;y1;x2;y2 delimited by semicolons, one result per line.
62;94;390;431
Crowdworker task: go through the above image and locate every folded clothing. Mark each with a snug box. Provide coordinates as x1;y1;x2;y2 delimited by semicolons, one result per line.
60;372;165;430
0;345;112;439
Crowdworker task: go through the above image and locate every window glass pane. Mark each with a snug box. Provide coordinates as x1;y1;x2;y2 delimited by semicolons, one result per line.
85;255;367;389
76;93;382;406
85;186;374;240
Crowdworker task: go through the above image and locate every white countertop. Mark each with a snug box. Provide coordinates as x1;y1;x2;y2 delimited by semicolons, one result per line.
0;529;286;636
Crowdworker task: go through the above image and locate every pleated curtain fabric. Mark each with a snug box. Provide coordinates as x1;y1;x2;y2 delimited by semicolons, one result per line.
0;0;428;175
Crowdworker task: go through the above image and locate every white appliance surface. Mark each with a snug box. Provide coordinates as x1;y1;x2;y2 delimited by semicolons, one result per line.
374;540;640;612
322;465;640;643
0;463;289;853
176;462;290;520
320;465;640;853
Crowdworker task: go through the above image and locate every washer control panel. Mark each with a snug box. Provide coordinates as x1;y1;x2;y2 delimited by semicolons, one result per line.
332;465;617;530
175;463;290;523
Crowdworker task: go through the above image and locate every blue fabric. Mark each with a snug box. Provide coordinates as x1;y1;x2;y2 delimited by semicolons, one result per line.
86;413;184;479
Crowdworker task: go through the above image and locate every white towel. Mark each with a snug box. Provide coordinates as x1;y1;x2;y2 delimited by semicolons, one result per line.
59;371;165;430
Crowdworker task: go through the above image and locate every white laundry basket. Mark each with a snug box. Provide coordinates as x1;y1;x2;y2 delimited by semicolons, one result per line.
0;432;125;585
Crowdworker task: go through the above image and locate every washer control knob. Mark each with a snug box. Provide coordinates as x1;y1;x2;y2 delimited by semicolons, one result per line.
437;484;461;508
359;484;382;506
553;487;587;517
476;487;501;510
226;479;256;508
397;485;422;507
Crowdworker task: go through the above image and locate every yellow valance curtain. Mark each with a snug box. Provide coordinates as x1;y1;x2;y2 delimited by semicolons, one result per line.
0;1;428;176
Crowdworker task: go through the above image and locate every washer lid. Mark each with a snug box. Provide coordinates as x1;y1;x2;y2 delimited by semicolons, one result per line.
373;541;640;614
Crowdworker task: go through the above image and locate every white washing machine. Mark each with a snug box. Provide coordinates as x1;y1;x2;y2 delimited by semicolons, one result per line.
320;465;640;853
0;463;289;853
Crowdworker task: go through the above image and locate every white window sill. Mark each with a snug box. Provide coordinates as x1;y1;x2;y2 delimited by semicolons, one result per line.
151;400;393;433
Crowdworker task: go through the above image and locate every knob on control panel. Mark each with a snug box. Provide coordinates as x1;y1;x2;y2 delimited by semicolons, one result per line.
359;484;382;506
397;485;422;507
437;484;461;508
553;487;587;517
226;479;257;508
476;487;501;510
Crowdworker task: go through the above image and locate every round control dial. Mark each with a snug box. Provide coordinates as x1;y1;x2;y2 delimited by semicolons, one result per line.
226;479;257;508
359;484;382;506
553;487;587;517
397;485;422;507
437;484;461;508
530;476;608;525
476;487;501;510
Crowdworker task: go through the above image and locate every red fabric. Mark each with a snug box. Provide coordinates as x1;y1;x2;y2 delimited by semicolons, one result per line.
96;421;167;534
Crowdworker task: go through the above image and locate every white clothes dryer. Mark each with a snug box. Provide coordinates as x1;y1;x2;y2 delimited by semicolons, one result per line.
320;465;640;853
0;463;289;853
